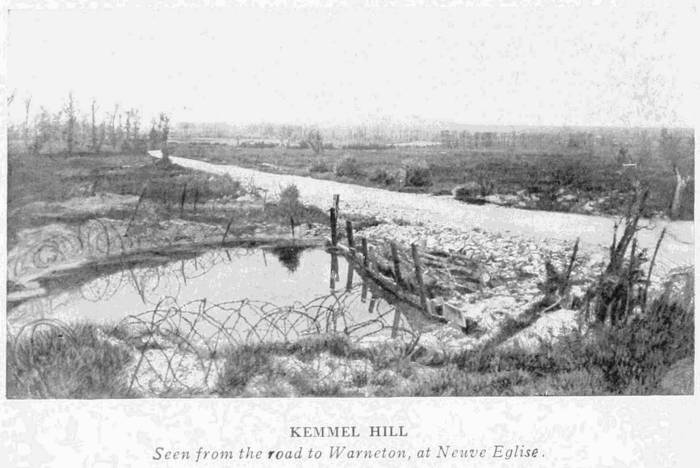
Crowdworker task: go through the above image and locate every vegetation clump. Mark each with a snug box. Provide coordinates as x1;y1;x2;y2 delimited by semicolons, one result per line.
335;156;365;178
7;323;133;399
403;159;432;187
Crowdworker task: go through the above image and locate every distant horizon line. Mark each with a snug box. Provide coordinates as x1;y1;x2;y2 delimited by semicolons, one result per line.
172;120;695;132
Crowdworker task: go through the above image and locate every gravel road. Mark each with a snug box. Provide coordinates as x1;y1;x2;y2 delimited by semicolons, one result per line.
150;151;693;278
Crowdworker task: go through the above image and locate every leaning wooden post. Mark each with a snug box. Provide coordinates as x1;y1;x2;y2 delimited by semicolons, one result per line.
390;242;404;338
411;243;430;314
361;238;369;268
329;208;338;246
360;238;369;301
345;220;355;250
390;242;403;286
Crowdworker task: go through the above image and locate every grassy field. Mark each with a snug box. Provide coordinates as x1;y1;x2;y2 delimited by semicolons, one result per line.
172;143;694;219
7;152;329;248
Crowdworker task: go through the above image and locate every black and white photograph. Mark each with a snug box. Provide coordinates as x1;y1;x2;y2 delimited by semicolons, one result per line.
3;1;694;402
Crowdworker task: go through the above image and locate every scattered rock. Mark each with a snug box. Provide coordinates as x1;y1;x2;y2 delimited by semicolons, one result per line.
498;309;582;353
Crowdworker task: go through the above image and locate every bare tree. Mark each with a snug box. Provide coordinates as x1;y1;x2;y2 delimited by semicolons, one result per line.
64;92;77;154
158;112;171;165
124;111;132;150
148;119;159;150
90;99;99;152
661;128;690;219
23;96;32;150
131;109;141;149
108;104;119;149
306;128;323;154
96;121;106;153
115;113;124;149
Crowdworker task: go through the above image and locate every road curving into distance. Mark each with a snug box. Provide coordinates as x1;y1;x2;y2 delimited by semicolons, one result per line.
149;151;694;278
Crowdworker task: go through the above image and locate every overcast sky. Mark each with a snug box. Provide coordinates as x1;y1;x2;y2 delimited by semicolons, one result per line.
6;1;697;127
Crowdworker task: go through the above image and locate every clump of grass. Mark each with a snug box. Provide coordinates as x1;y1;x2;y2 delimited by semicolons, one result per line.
308;160;331;173
7;323;133;399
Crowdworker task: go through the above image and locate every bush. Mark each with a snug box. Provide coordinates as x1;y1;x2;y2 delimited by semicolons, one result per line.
335;157;364;178
277;183;302;215
369;168;396;186
403;160;432;187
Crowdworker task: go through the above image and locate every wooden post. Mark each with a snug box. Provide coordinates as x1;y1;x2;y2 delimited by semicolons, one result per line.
391;308;402;338
361;238;369;268
368;296;376;313
330;208;338;246
361;279;368;302
290;216;295;239
390;242;402;286
345;220;355;250
179;183;187;217
333;194;340;218
330;252;339;290
411;243;430;314
345;261;354;291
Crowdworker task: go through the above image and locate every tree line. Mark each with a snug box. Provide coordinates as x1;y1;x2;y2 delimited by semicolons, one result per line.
7;92;170;156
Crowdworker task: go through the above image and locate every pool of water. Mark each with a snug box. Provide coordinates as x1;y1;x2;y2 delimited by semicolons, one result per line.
8;247;418;346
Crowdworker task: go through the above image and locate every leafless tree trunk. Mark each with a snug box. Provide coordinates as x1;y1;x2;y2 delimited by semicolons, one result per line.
90;99;99;152
108;104;119;149
158;112;171;165
670;165;689;220
306;129;323;154
23;96;32;151
661;128;689;220
64;92;77;155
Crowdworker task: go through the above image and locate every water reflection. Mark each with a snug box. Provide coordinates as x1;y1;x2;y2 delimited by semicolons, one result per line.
269;246;304;272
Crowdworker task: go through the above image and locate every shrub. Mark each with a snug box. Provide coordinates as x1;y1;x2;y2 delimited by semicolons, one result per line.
277;183;302;216
335;156;364;178
369;168;396;186
403;159;432;187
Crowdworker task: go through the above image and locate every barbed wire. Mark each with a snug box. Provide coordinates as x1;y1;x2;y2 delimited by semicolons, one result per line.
7;283;419;397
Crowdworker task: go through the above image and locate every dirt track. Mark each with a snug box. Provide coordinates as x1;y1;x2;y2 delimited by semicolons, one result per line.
150;151;693;278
